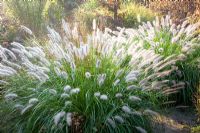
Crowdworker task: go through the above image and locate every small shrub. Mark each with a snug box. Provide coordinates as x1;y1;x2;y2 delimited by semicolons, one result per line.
119;3;156;28
74;0;113;31
0;21;181;132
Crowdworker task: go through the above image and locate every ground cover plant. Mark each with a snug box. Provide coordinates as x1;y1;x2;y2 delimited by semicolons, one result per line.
0;19;186;132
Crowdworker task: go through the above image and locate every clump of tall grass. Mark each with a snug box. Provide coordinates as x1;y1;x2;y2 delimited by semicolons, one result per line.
127;15;200;104
0;20;183;132
118;2;156;28
4;0;64;36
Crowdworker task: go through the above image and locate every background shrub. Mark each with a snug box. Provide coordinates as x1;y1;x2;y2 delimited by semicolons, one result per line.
4;0;64;36
119;2;156;28
74;1;156;32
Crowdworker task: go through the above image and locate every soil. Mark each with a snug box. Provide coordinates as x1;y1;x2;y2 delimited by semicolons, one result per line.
153;107;199;133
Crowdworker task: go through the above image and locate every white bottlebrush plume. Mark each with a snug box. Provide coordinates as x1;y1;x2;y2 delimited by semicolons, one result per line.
132;111;142;116
96;59;101;68
115;69;124;78
49;89;57;95
97;74;106;86
143;109;159;116
122;106;132;114
14;104;24;110
54;67;61;76
94;92;101;97
135;126;147;133
0;80;8;85
115;93;123;98
11;42;25;50
66;112;72;126
4;93;18;100
70;88;80;95
113;79;120;86
70;62;76;71
54;111;66;126
107;118;116;128
129;96;142;102
85;72;91;79
61;93;70;98
28;98;39;105
65;101;72;106
61;71;68;80
127;85;140;91
114;115;124;124
100;94;108;100
64;85;71;92
21;104;34;115
20;25;33;35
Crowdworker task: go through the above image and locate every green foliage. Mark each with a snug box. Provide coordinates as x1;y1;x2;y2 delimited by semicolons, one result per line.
192;126;200;133
132;16;200;105
119;3;156;28
5;0;64;36
177;46;200;104
74;0;113;31
0;53;159;133
74;1;156;32
0;23;17;43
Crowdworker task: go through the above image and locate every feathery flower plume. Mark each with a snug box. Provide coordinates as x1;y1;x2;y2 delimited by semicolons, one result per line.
114;115;124;124
100;94;108;100
129;96;142;102
66;112;72;126
61;93;70;98
127;85;140;91
135;126;147;133
61;71;68;79
54;111;66;126
28;98;39;105
96;59;101;68
70;88;80;95
115;93;123;98
21;104;33;115
113;79;120;86
4;93;18;100
107;118;116;128
64;85;71;92
49;89;57;95
85;72;91;79
122;106;132;114
14;104;24;110
143;109;159;116
97;74;106;86
20;25;33;35
65;101;72;106
94;92;101;97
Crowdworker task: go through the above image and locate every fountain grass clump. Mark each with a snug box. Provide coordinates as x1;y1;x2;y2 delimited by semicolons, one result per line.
0;20;183;132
